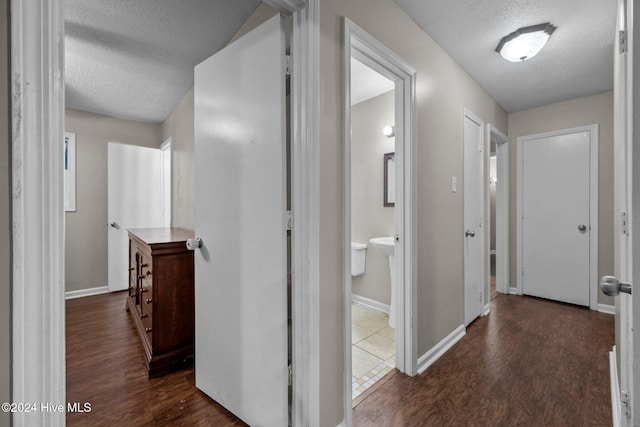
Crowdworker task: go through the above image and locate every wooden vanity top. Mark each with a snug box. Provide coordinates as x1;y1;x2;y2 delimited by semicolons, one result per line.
127;227;194;245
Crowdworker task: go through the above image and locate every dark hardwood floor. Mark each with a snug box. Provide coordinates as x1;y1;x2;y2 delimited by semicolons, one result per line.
68;291;614;426
354;294;615;426
66;291;246;426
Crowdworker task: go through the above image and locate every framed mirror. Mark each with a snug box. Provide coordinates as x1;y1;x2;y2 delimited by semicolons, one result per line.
384;152;395;207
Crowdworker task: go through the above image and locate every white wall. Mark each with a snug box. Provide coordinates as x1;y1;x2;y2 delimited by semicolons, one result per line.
64;109;162;292
351;90;395;305
507;91;615;306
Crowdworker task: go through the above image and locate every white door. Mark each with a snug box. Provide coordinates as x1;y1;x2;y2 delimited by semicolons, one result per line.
107;143;163;292
193;15;288;427
518;127;596;306
614;0;634;424
463;109;485;325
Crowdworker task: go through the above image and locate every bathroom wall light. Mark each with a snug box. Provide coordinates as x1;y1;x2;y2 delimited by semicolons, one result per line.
383;125;395;138
496;23;556;62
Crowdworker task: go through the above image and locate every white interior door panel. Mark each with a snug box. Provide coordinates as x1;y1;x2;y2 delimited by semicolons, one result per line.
193;15;288;427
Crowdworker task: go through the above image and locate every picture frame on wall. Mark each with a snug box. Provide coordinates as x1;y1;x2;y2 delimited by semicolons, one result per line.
64;132;77;212
384;152;395;207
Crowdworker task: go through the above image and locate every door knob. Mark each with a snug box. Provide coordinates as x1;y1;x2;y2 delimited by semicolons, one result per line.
578;224;587;232
186;238;202;250
465;230;476;237
110;222;120;229
601;275;631;296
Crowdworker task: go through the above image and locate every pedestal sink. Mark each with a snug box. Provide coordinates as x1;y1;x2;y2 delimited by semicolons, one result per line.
369;237;396;328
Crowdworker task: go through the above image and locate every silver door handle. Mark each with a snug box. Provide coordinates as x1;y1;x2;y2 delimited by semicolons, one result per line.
465;230;476;237
578;224;587;232
186;238;202;250
110;222;120;229
601;276;631;296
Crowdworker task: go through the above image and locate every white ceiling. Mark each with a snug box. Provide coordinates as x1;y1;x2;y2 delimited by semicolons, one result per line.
351;58;395;106
393;0;616;112
65;1;616;123
65;0;261;123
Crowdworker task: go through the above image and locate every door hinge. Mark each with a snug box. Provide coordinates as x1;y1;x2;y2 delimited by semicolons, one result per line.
285;55;292;76
621;211;628;235
286;210;293;231
620;30;628;54
622;390;631;418
288;364;293;386
479;290;483;302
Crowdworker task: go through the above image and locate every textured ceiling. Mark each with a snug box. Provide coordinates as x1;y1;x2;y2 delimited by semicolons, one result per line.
65;0;261;123
66;1;616;122
393;0;616;112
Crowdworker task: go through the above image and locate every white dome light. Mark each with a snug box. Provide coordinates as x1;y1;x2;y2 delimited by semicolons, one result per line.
496;23;556;62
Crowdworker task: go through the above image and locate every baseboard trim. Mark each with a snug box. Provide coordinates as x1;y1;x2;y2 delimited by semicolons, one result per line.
65;286;109;300
417;324;465;374
610;345;621;427
509;287;518;295
483;303;490;316
598;304;615;315
352;294;390;314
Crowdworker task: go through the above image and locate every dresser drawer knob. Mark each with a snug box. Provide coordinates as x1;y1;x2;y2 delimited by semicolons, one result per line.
145;327;152;333
139;313;148;319
145;298;152;304
140;288;148;293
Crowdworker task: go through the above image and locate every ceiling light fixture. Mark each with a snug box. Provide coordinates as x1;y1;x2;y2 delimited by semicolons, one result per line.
496;23;556;62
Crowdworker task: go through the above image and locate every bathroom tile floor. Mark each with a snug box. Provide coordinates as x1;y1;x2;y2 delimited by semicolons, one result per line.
351;303;395;401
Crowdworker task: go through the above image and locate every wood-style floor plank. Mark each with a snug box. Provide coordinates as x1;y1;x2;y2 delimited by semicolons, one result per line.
354;294;614;426
66;291;246;426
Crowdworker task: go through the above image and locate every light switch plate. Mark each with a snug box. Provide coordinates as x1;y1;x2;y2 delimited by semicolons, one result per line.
451;176;457;192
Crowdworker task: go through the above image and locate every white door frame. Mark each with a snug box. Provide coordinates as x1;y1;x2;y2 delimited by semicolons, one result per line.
342;17;417;424
463;108;485;324
11;0;322;425
516;125;599;310
486;124;509;301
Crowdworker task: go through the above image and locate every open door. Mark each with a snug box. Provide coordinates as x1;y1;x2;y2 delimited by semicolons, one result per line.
609;0;634;424
107;143;164;292
193;15;289;426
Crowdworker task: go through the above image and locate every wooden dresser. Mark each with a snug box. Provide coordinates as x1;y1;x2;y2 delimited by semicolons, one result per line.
126;227;194;377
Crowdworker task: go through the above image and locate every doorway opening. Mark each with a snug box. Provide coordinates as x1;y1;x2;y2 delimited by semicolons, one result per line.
486;124;509;301
342;17;417;420
349;56;397;401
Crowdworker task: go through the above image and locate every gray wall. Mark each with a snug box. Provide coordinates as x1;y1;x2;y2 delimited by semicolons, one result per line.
319;1;508;423
64;109;161;292
507;91;615;306
162;88;194;230
351;90;395;305
1;1;11;424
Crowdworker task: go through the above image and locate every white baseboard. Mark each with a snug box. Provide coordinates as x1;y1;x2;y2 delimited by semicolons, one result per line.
65;286;109;300
598;304;615;315
509;287;518;295
483;303;490;316
351;294;390;314
610;345;621;427
417;324;465;374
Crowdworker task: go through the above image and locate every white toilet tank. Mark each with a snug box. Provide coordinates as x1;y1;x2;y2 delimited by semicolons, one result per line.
351;242;367;276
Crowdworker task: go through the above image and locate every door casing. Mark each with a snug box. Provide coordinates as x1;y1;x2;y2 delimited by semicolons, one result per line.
342;17;417;426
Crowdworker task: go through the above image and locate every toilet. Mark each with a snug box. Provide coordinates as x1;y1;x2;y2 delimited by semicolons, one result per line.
351;242;367;276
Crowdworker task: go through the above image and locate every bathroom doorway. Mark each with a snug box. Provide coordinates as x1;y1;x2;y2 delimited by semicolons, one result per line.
349;56;397;401
342;18;417;415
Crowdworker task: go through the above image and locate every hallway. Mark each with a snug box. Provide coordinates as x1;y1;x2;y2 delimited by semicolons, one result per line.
354;294;614;426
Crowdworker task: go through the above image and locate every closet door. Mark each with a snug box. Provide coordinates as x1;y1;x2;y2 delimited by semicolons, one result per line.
193;15;288;427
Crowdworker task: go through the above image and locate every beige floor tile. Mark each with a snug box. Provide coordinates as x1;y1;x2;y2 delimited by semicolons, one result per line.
352;305;389;332
356;333;395;360
378;326;395;340
352;323;374;344
352;346;383;378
